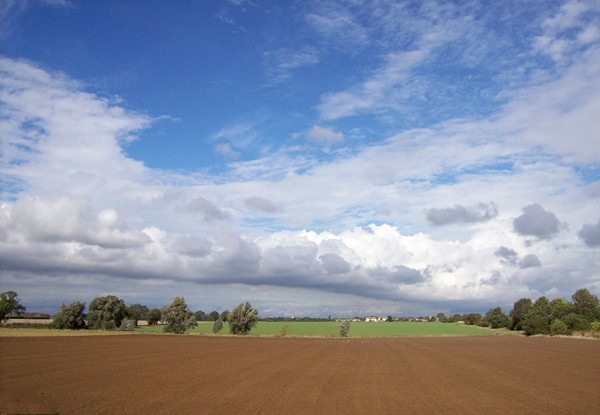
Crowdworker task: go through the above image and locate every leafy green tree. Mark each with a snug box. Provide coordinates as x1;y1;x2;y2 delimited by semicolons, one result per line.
209;310;220;321
220;310;230;322
146;308;161;325
87;295;127;330
52;301;87;330
571;288;600;322
522;297;551;335
194;310;207;321
485;307;510;329
0;291;26;325
162;297;197;334
549;298;572;321
563;312;590;334
126;304;149;325
436;312;446;322
510;298;532;330
387;315;393;322
463;313;483;326
550;319;571;336
212;318;224;334
340;320;350;337
228;302;258;335
449;313;462;323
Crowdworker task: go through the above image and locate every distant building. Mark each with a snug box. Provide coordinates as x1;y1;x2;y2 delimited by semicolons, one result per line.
365;316;386;322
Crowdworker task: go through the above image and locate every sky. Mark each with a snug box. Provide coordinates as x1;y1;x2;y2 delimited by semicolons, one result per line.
1;0;599;317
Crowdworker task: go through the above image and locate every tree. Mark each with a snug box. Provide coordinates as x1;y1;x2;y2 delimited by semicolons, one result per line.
571;288;600;322
162;297;197;334
448;313;462;323
52;301;86;330
522;297;551;336
509;298;532;330
212;318;224;334
220;310;230;322
209;310;220;321
126;304;149;325
436;312;446;322
549;298;572;321
463;313;483;326
563;312;590;334
194;310;207;321
228;302;258;335
87;295;127;330
387;315;393;322
146;308;161;326
486;307;510;329
0;291;26;325
340;320;350;337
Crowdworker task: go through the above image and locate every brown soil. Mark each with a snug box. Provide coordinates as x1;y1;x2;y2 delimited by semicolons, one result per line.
1;335;598;414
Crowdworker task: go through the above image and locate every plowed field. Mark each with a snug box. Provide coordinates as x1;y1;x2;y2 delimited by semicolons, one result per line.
1;335;599;414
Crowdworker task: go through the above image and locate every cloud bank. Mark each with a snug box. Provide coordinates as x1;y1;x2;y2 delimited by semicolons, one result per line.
1;0;599;316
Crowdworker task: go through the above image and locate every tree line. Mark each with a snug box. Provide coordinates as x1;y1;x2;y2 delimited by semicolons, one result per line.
2;287;599;337
0;291;258;335
436;288;600;336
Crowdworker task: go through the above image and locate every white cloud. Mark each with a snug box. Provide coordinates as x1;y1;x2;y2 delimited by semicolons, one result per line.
214;143;240;159
265;47;320;83
307;125;344;143
533;0;600;63
318;49;429;120
1;51;599;316
304;6;370;52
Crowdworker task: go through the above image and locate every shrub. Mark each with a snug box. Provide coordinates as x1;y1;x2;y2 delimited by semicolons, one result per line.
52;301;87;330
550;319;571;336
340;321;350;337
591;321;600;337
279;325;288;337
228;302;258;335
212;318;224;334
522;315;550;336
120;318;136;331
563;312;590;334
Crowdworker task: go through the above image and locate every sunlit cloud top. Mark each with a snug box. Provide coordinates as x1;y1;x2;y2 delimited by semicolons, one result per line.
0;0;598;316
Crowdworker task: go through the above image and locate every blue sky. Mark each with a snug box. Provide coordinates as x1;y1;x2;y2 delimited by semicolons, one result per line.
1;0;599;317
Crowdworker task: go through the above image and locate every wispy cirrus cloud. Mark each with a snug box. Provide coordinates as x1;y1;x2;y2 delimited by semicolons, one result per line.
264;47;320;83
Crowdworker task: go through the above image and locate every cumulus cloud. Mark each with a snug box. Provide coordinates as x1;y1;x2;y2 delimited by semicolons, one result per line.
426;202;498;226
495;246;519;266
519;254;542;269
168;236;212;257
181;197;230;221
513;203;564;240
319;253;351;275
495;246;542;269
578;219;600;246
1;52;599;316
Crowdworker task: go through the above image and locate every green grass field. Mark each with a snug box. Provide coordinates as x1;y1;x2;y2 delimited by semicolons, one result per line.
136;321;496;337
